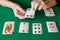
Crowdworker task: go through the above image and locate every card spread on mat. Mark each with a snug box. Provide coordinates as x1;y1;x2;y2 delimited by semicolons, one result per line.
19;22;29;33
2;21;14;35
33;23;43;34
46;21;59;33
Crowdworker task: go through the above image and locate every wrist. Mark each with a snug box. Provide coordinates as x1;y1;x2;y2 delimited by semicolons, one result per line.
43;0;57;9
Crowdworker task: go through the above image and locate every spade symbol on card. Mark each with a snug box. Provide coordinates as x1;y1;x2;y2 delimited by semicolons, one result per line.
33;23;43;34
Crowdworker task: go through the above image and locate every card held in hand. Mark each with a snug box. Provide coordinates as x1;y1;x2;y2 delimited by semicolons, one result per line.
25;8;35;18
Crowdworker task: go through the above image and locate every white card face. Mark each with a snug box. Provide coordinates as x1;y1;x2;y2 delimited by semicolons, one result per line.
19;22;29;33
46;21;59;33
2;21;14;35
25;8;35;18
44;8;55;17
33;23;43;34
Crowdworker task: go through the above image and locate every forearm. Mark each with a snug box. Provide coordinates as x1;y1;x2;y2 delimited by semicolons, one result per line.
0;0;25;13
0;0;19;9
45;0;57;8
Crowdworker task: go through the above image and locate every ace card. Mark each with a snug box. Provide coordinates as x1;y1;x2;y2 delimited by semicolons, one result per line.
2;21;15;35
19;22;29;33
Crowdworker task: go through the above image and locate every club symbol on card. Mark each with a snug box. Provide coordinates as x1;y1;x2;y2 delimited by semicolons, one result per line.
38;31;40;33
35;31;37;33
38;27;40;29
38;24;40;26
34;27;37;29
34;24;36;26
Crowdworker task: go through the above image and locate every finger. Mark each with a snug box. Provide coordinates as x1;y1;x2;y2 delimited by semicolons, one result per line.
38;5;43;10
34;2;39;10
38;1;44;10
31;1;35;10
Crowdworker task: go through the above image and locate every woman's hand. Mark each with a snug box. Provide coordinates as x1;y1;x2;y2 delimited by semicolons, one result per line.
31;0;41;10
0;0;26;19
40;0;57;10
31;0;57;10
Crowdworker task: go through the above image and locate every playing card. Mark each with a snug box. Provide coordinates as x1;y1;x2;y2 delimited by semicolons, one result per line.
2;21;14;35
13;9;25;19
19;22;29;33
25;8;35;18
44;8;55;17
46;21;59;33
33;23;43;34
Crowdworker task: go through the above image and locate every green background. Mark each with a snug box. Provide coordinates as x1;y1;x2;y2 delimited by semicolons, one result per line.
0;0;60;40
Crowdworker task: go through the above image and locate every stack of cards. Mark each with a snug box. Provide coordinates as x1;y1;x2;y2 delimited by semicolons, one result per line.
44;8;55;17
46;21;59;33
25;8;35;18
32;23;43;34
2;21;14;35
19;22;29;33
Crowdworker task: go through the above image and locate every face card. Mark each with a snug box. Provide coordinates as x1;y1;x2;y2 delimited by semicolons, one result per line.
46;21;59;33
25;8;35;18
2;21;14;35
19;22;29;33
33;23;43;34
44;8;55;17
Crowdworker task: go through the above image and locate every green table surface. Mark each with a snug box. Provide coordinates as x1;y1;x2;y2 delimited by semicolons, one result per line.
0;0;60;40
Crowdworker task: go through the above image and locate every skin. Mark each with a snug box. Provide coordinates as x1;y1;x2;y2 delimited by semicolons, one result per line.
0;0;26;19
31;0;57;10
43;0;57;9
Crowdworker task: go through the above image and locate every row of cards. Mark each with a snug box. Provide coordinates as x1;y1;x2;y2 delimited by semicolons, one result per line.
2;21;59;35
14;8;55;19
